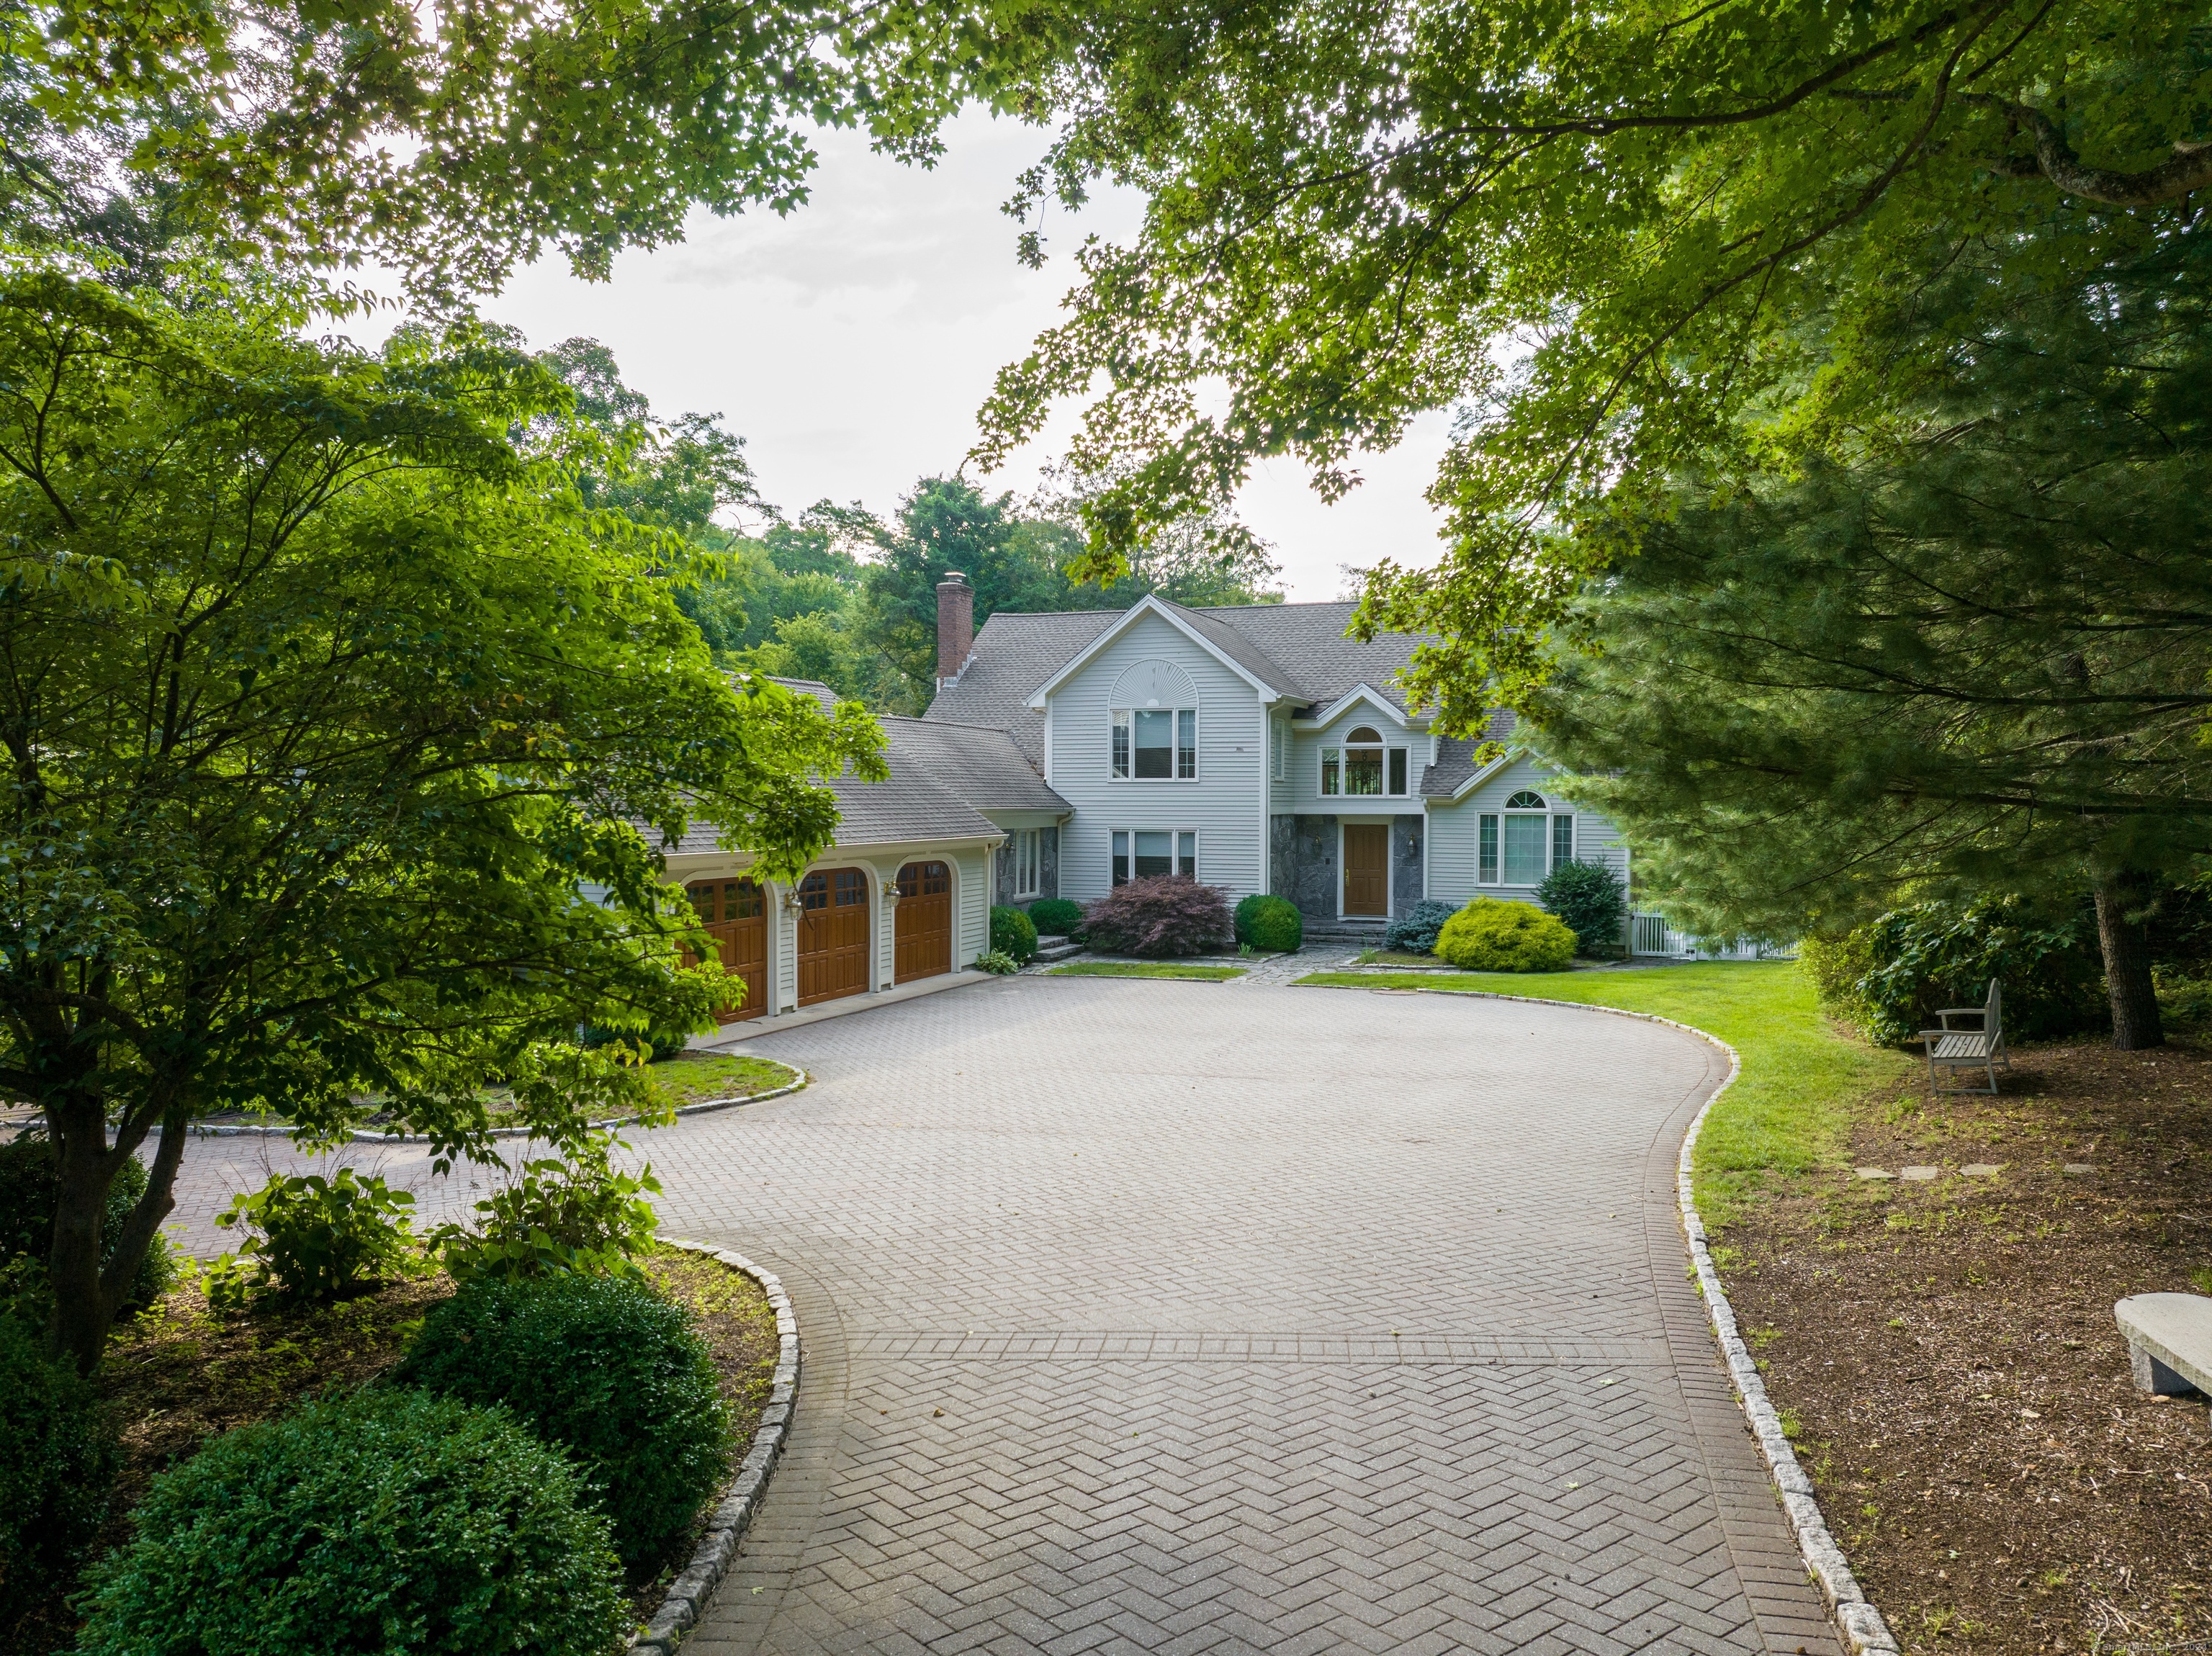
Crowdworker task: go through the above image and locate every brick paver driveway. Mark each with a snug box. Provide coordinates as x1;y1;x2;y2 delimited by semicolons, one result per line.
167;976;1838;1656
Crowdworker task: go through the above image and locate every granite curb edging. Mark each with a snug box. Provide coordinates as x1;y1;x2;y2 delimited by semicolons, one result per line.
631;1238;801;1655
184;1066;808;1143
1299;978;1901;1656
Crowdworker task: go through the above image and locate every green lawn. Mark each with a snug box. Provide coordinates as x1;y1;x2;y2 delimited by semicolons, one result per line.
644;1052;801;1109
1051;961;1248;982
1295;962;1910;1223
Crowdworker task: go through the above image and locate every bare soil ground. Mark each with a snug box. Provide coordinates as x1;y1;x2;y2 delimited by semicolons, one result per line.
1717;1036;2212;1655
4;1246;778;1655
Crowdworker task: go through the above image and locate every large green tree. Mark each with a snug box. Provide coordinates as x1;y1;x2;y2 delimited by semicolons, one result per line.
0;272;882;1372
1523;237;2211;1048
4;0;1056;302
976;0;2212;716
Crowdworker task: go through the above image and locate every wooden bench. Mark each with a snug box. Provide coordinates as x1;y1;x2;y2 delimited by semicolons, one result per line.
1918;979;2007;1094
2116;1293;2212;1403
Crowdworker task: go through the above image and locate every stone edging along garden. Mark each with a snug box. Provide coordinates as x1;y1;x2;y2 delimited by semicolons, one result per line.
1307;981;1902;1656
634;1238;801;1655
184;1065;809;1143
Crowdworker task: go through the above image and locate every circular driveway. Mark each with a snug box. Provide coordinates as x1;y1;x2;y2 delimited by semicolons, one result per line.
166;976;1838;1655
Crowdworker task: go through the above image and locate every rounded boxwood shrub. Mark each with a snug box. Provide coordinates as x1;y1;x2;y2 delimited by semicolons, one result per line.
1536;858;1628;956
989;904;1038;964
0;1313;117;1606
74;1386;624;1656
1232;894;1303;953
1383;899;1459;956
1026;898;1084;939
392;1272;730;1577
1082;877;1233;958
1435;899;1578;972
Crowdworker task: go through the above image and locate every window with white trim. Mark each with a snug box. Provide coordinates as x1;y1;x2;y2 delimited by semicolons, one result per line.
1111;706;1197;780
1111;829;1197;886
1012;829;1041;898
1476;790;1575;887
1318;725;1411;797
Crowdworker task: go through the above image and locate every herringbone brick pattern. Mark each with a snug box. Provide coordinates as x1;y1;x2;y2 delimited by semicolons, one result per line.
161;978;1838;1655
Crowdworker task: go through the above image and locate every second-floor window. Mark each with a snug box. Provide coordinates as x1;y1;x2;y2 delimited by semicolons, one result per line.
1319;726;1410;796
1112;707;1197;780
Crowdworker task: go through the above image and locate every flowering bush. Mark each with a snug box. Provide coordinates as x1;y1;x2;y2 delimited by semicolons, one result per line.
989;905;1038;963
1083;877;1233;958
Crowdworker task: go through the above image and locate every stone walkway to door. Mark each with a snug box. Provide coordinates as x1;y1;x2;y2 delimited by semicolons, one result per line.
156;975;1839;1655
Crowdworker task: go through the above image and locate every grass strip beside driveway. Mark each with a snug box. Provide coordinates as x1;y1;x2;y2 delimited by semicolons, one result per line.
1296;962;1909;1221
1052;962;1248;982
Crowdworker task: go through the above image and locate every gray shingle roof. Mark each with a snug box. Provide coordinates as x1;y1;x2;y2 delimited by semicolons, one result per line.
660;681;1069;855
924;609;1118;763
924;600;1447;762
1420;711;1519;798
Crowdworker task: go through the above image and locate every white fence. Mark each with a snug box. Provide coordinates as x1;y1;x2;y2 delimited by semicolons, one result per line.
1629;914;1792;961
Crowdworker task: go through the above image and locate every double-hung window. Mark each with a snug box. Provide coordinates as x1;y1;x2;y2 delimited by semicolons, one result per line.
1477;791;1575;886
1319;725;1411;798
1111;829;1197;886
1012;829;1041;898
1111;707;1197;780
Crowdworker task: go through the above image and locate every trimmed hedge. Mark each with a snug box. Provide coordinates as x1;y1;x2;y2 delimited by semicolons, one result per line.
392;1272;730;1576
1233;894;1303;953
75;1387;625;1656
1082;877;1233;958
1434;899;1578;972
1536;858;1628;956
1383;899;1458;956
1026;898;1084;939
0;1313;117;1606
989;905;1038;965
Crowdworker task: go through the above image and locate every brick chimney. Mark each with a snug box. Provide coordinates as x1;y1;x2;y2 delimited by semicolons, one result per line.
936;571;974;688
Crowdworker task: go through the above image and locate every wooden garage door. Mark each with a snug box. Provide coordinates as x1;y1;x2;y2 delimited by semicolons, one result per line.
684;879;768;1022
797;867;870;1007
894;860;952;984
1343;824;1390;917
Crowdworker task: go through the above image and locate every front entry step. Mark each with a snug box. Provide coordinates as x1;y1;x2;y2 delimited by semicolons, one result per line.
1033;937;1084;963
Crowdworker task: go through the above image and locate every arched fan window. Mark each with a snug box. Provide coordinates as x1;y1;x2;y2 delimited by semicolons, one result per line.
1505;790;1547;809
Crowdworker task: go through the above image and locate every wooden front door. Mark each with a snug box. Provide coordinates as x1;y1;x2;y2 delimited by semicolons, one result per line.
1343;824;1390;917
797;867;870;1007
894;860;952;984
685;879;768;1023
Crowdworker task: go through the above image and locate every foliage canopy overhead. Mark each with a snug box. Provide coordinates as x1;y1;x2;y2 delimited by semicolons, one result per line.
976;0;2212;723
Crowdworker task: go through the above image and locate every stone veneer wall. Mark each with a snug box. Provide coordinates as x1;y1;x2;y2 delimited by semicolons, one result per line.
1273;814;1340;926
1391;815;1424;914
1039;826;1059;901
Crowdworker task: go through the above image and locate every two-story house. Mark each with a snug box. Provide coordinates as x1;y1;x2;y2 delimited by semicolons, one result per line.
657;575;1629;1029
922;572;1629;935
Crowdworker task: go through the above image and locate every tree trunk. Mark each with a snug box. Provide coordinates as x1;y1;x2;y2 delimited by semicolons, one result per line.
2093;874;2165;1051
46;1096;185;1376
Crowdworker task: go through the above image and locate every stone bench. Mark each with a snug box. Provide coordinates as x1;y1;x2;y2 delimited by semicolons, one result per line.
2116;1293;2212;1402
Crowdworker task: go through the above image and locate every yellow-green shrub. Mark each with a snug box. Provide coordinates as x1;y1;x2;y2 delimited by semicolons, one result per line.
1434;899;1576;972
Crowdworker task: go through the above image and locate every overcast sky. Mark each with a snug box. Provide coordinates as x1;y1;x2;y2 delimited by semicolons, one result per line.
377;107;1454;603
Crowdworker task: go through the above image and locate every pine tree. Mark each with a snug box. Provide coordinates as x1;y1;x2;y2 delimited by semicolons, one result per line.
1527;235;2212;1048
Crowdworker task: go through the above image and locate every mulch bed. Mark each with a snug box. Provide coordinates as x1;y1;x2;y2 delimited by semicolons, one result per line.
1717;1035;2212;1655
4;1246;779;1656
